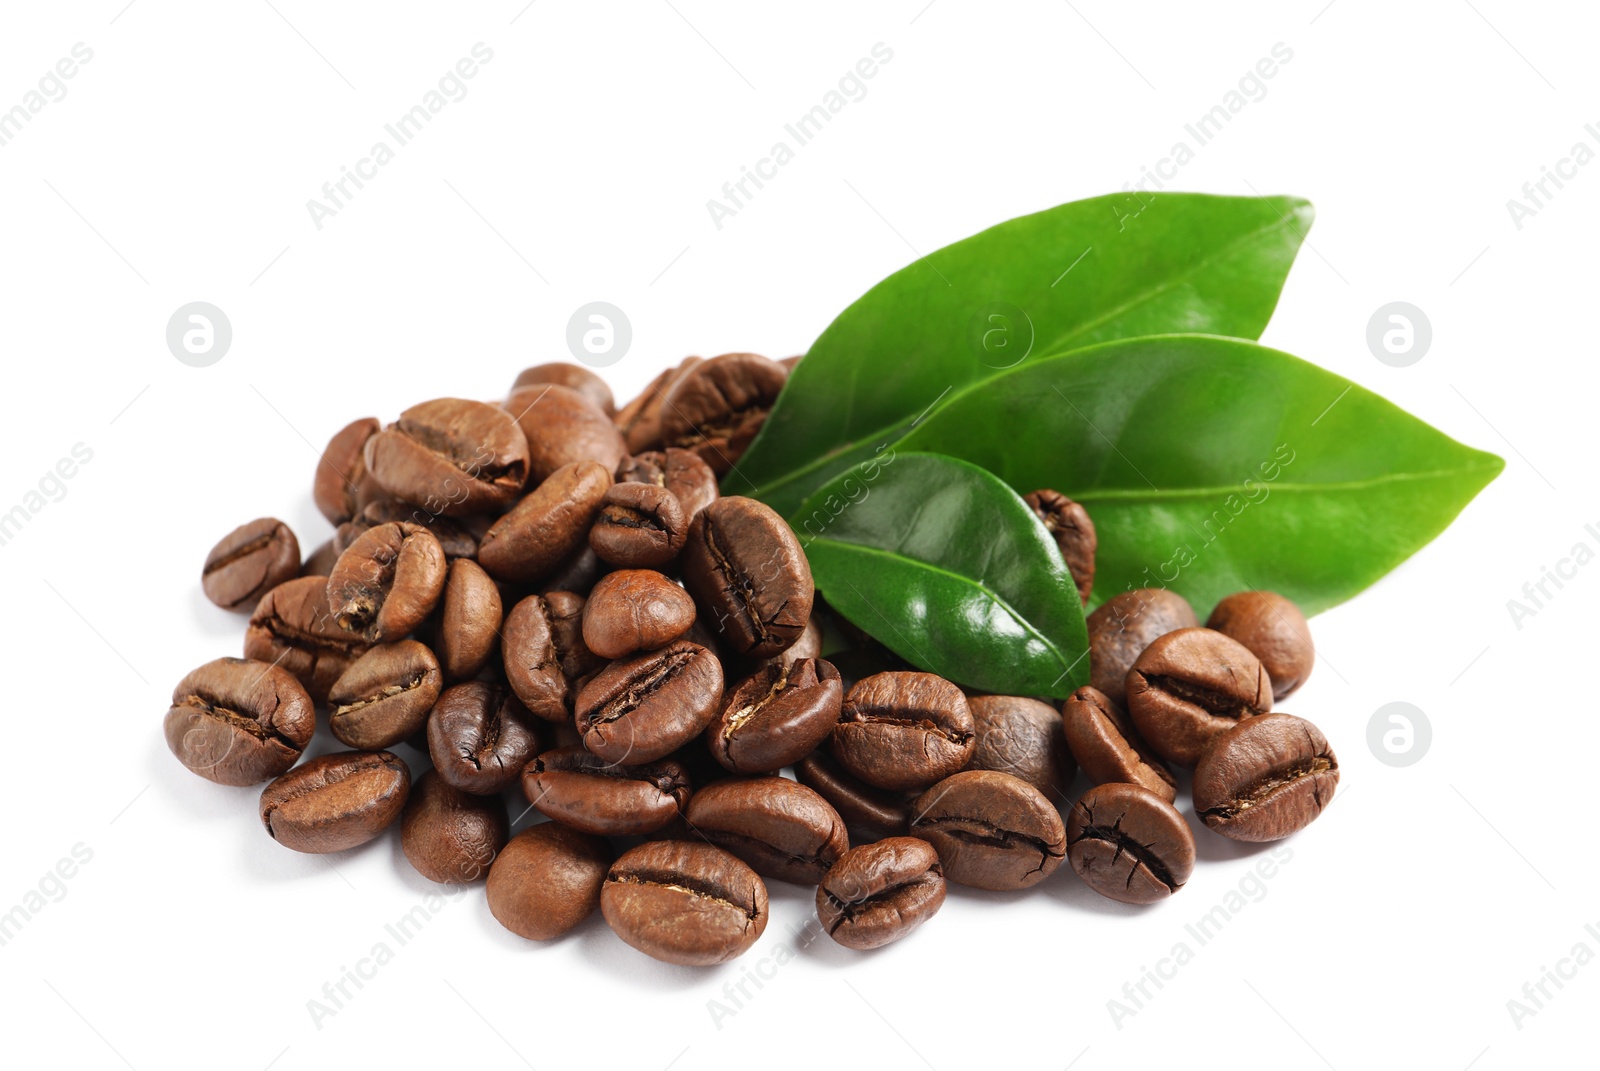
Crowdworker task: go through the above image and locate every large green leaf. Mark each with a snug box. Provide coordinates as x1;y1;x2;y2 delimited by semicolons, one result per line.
791;452;1089;698
731;191;1314;504
885;335;1504;615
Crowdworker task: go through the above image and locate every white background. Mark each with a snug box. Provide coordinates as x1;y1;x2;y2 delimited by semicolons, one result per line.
0;2;1591;1068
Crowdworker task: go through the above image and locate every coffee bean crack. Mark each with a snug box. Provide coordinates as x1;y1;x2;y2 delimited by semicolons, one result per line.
608;870;761;925
1199;755;1336;821
1069;809;1181;892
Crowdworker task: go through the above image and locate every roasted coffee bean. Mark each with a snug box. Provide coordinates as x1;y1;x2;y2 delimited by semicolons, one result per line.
615;357;702;454
1086;588;1199;706
601;840;769;966
522;747;691;836
540;545;605;595
616;447;719;521
507;383;628;484
1193;713;1338;842
244;575;372;701
832;672;976;792
963;695;1075;797
685;777;849;884
335;500;479;561
1023;489;1097;604
314;416;383;525
502;592;598;721
478;461;611;585
816;837;945;950
680;496;813;659
588;482;688;569
1065;782;1195;904
581;570;696;660
511;361;616;416
437;559;502;681
794;753;911;843
400;769;509;883
779;354;802;372
1061;685;1176;802
487;822;612;940
427;681;543;794
258;751;411;854
327;640;442;750
164;657;315;786
364;398;529;516
300;538;339;578
657;352;788;473
327;523;447;642
575;641;723;764
757;612;823;673
1127;627;1273;767
707;658;842;774
202;517;300;610
1206;591;1315;700
909;770;1066;891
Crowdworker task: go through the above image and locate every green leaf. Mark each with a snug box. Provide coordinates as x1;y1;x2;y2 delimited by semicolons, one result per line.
731;191;1314;506
884;334;1505;615
791;452;1089;698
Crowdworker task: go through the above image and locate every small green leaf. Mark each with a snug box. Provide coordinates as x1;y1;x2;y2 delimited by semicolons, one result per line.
791;452;1089;698
732;191;1314;505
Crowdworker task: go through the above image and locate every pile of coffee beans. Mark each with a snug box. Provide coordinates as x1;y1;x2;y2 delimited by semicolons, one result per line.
167;355;1340;966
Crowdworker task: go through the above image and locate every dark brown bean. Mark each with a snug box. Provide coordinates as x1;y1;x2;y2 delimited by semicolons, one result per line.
521;747;690;836
1206;591;1315;700
614;358;702;454
511;362;616;416
427;681;543;794
244;575;372;702
437;559;502;681
258;751;411;854
327;640;442;750
164;657;315;786
588;482;688;569
1061;685;1177;802
487;822;612;940
502;592;598;721
335;500;480;561
574;640;724;765
1086;588;1199;706
794;752;911;844
326;522;446;642
506;383;627;484
313;416;382;525
1023;489;1097;604
831;672;976;792
601;841;769;966
1193;713;1338;842
1126;627;1273;767
202;518;300;610
685;777;849;884
400;769;509;883
477;461;612;585
816;837;945;950
615;447;719;521
657;352;788;474
581;569;696;660
909;770;1066;891
364;398;530;516
707;658;842;774
1065;782;1195;904
963;694;1075;798
680;496;814;659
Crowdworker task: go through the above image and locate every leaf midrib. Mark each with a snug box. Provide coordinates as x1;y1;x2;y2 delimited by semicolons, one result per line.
804;537;1073;675
743;205;1305;500
1070;461;1502;504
